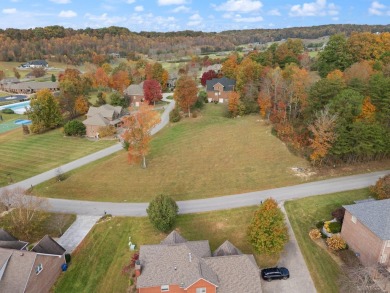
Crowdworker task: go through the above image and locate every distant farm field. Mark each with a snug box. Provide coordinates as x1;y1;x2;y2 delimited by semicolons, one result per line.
34;104;312;202
0;128;115;187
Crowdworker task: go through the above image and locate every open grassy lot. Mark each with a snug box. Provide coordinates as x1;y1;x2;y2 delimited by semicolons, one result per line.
284;189;371;293
0;211;76;244
34;104;311;201
0;128;115;187
53;205;277;293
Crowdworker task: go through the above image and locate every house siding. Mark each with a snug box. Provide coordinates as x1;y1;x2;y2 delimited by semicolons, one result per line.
341;211;390;267
138;279;217;293
25;254;65;293
207;83;230;103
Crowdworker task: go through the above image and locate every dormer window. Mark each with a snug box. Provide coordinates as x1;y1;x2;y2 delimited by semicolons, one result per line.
35;263;43;275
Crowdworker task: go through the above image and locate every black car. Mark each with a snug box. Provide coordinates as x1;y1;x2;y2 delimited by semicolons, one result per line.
261;267;290;281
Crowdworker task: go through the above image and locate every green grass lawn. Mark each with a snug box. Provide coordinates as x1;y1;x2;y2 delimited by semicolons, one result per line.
34;104;312;201
284;189;371;293
0;211;76;243
53;206;277;293
0;128;115;187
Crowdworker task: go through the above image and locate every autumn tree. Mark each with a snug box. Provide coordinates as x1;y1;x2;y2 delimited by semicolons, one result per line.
110;70;130;93
258;91;272;119
31;67;46;78
59;68;92;118
94;67;110;88
0;70;5;80
247;198;289;255
200;70;217;86
146;194;178;232
356;96;376;122
121;104;161;168
370;174;390;199
221;54;238;79
13;67;20;79
228;91;241;117
75;96;89;115
27;89;63;133
0;187;49;239
143;79;162;105
174;75;198;117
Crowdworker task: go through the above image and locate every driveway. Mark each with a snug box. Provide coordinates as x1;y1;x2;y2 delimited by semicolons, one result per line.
261;203;317;293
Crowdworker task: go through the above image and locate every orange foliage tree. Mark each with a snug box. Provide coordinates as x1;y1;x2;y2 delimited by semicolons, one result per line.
174;75;198;117
94;67;110;88
356;96;376;122
258;91;272;119
228;91;240;117
75;96;89;115
121;104;161;168
308;107;338;164
110;70;131;93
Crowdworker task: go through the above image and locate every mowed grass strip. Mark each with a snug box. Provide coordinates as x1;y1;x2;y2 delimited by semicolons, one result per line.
284;189;371;293
53;206;277;293
0;128;115;186
35;104;310;202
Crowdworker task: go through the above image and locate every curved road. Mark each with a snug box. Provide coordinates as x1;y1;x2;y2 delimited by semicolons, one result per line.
45;170;388;217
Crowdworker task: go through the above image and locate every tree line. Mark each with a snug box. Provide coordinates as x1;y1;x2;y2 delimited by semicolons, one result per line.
0;24;388;64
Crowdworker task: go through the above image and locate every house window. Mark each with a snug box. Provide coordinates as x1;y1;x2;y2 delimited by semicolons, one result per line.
161;285;169;292
35;263;43;275
196;288;206;293
215;92;218;96
351;216;357;223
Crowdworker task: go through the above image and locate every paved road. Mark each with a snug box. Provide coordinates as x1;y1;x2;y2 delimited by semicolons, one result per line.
261;203;317;293
45;170;389;217
2;94;175;191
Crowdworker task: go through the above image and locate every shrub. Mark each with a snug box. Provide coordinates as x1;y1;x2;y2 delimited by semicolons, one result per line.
65;253;71;264
63;120;86;136
2;108;14;114
98;125;116;137
326;235;347;251
166;95;173;100
309;228;322;240
169;107;181;123
315;221;324;229
146;194;178;232
370;174;390;199
198;90;208;103
331;207;346;223
192;111;198;118
328;221;342;233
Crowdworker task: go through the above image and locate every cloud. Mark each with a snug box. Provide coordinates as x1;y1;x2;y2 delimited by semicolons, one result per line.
59;10;77;18
268;9;281;16
172;5;191;13
49;0;71;4
135;5;144;12
187;13;203;26
85;13;126;25
289;0;339;17
368;1;390;15
2;8;17;14
214;0;263;13
158;0;186;5
126;0;136;3
234;15;263;22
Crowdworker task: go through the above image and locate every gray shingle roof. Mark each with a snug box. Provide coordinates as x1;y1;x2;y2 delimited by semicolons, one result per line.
0;229;17;242
137;232;262;292
83;113;109;127
0;229;28;250
31;235;66;256
344;198;390;240
124;82;144;96
203;254;261;293
206;77;236;92
160;230;187;245
213;240;242;257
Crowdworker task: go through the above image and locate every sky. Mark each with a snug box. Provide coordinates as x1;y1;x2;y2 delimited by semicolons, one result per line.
0;0;389;32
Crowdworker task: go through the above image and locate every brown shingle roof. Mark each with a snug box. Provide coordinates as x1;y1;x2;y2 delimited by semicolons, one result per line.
31;235;66;256
0;229;28;250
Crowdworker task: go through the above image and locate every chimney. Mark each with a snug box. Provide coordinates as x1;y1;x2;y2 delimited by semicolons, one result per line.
135;260;141;277
188;253;192;263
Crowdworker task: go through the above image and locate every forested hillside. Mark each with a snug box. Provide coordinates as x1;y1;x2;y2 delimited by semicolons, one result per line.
0;24;389;64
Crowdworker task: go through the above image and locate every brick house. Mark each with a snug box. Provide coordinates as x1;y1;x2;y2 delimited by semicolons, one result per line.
0;81;59;94
341;199;390;268
136;231;262;293
206;77;235;103
83;104;123;137
124;82;144;107
0;232;66;293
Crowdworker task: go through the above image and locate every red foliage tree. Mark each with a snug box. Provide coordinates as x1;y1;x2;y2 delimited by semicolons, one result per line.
143;79;162;105
200;70;217;86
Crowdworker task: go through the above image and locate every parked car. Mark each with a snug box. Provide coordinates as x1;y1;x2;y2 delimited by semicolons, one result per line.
261;267;290;281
